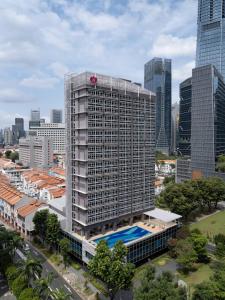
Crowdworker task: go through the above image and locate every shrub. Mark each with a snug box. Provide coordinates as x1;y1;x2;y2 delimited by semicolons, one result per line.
18;288;40;300
5;265;18;289
12;276;28;298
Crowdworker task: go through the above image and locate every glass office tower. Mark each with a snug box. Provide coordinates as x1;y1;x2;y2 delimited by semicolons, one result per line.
196;0;225;78
144;58;171;155
178;78;192;157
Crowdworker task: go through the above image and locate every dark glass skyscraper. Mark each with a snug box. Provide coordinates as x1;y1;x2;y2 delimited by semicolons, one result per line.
196;0;225;78
144;58;172;154
178;78;192;157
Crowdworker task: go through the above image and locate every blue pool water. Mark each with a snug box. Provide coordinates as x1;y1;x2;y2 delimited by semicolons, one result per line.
94;226;151;248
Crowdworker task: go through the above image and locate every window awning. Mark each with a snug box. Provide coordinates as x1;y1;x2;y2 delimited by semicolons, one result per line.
144;208;182;223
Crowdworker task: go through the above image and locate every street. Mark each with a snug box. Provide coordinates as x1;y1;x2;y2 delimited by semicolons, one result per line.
27;241;82;300
0;220;82;300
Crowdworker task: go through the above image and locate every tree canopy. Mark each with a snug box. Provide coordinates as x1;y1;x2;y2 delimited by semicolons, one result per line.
88;240;135;300
134;265;187;300
156;177;225;220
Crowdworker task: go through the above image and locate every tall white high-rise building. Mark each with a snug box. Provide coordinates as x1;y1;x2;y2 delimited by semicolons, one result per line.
65;72;156;237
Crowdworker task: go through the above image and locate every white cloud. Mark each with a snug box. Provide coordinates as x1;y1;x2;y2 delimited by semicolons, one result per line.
151;35;196;58
0;89;33;103
0;0;199;128
49;62;69;79
173;61;195;81
20;74;59;88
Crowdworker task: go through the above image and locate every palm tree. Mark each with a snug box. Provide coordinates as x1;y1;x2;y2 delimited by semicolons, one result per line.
18;255;43;286
51;288;71;300
34;272;54;300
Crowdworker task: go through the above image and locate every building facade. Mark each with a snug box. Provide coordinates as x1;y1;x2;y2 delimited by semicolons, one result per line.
196;0;225;78
29;123;65;154
50;109;63;123
19;136;53;169
178;78;192;157
191;64;225;178
4;128;13;146
171;102;179;154
29;109;40;129
65;72;156;238
144;58;172;154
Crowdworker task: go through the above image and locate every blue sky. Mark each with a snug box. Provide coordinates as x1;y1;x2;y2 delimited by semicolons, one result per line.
0;0;197;128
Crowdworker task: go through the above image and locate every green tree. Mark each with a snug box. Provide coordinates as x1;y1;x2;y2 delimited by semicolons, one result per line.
59;238;71;268
5;265;19;289
51;288;71;300
18;288;40;300
176;239;198;273
18;255;42;287
12;275;28;298
190;232;209;263
134;265;186;300
88;240;135;300
10;151;19;162
192;281;220;300
5;150;12;159
34;272;54;300
33;210;49;242
46;213;61;251
214;234;225;258
163;175;175;186
192;266;225;300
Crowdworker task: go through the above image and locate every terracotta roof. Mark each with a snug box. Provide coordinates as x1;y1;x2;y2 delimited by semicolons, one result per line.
49;187;65;198
22;170;65;188
0;158;15;169
17;200;45;218
158;160;176;164
155;180;162;187
0;174;9;184
0;182;23;205
50;167;65;177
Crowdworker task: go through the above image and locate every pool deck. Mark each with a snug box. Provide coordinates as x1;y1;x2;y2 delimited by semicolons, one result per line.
88;218;176;243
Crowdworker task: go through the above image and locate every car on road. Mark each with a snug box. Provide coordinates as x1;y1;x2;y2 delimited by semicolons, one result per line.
23;243;30;254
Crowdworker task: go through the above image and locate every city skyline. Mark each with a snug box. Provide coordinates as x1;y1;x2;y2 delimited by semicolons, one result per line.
0;0;197;128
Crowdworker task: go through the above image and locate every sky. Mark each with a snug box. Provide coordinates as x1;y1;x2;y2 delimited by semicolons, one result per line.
0;0;198;128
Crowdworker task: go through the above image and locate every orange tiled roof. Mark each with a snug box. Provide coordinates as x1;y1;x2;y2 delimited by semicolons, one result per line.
0;158;15;169
17;200;45;218
0;182;23;205
50;167;65;177
49;187;65;198
158;160;176;164
22;170;65;188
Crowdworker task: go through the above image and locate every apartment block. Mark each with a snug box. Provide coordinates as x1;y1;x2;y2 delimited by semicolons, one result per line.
29;123;65;154
19;136;53;169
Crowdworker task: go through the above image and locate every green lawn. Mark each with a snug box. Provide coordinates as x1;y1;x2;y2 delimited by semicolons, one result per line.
178;264;213;294
190;210;225;239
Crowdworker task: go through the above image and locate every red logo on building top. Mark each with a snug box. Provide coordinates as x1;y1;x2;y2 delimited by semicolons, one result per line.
90;75;97;84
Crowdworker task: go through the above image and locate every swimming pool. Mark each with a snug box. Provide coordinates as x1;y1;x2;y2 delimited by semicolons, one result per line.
94;226;151;248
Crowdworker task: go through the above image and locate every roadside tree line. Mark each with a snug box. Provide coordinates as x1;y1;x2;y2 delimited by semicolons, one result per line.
156;177;225;220
0;225;70;300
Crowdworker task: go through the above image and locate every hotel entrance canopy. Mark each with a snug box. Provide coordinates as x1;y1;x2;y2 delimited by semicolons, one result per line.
144;208;182;223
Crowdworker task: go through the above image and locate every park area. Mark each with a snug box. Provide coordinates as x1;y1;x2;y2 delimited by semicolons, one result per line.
190;210;225;239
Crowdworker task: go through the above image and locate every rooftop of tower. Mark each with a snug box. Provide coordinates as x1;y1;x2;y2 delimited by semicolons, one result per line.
65;71;156;96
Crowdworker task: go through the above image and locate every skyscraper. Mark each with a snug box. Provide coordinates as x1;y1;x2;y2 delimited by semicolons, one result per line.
144;58;172;155
50;109;63;123
191;65;225;178
178;78;192;157
171;102;179;154
196;0;225;78
65;72;155;237
29;109;40;129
